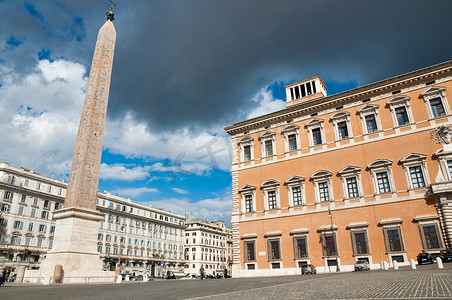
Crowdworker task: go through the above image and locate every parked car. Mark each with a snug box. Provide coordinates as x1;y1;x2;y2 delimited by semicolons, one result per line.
354;260;370;271
131;275;144;281
301;264;316;275
440;250;452;263
417;252;433;265
180;274;196;280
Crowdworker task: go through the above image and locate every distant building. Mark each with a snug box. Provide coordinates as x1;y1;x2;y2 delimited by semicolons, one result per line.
184;219;231;277
0;162;186;277
225;61;452;277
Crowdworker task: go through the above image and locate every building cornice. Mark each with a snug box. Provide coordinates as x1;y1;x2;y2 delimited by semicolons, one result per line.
225;60;452;135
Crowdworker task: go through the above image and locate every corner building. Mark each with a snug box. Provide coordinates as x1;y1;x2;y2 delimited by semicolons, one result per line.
225;61;452;277
0;163;186;278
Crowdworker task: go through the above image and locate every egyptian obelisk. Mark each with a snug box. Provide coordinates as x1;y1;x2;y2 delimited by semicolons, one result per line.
31;7;117;283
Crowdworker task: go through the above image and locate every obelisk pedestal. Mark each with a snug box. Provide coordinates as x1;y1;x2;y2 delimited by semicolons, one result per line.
25;15;117;284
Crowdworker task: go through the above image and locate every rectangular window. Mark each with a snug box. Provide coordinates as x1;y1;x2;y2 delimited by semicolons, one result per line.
384;227;404;252
3;191;13;200
352;231;369;255
430;98;445;118
20;195;26;203
18;205;25;215
28;223;34;231
268;191;277;210
244;145;251;161
25;237;30;246
448;160;452;179
365;114;378;133
409;166;425;188
24;179;29;186
395;106;409;126
346;177;359;198
11;236;21;246
318;182;329;202
41;211;49;219
13;221;23;229
245;195;253;213
322;234;338;256
294;236;308;259
48;239;53;249
337;121;349;139
47;185;52;193
38;224;47;233
30;208;36;217
37;238;43;248
376;172;391;193
1;203;11;212
43;200;50;209
268;239;281;260
292;186;302;206
312;128;322;145
264;140;273;157
36;182;41;190
421;225;441;249
50;226;55;234
288;134;297;151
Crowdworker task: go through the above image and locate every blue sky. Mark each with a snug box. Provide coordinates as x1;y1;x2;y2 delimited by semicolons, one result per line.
1;1;451;227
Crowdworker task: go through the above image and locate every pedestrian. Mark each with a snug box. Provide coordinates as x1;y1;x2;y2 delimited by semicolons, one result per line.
199;265;205;280
0;268;5;287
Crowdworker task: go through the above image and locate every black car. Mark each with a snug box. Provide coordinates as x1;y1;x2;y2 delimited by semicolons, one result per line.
417;252;433;265
440;250;452;263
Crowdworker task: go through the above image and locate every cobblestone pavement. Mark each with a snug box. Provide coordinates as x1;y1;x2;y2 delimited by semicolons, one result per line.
1;264;451;300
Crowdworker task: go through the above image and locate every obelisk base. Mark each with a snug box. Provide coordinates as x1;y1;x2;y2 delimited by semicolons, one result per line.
24;207;115;283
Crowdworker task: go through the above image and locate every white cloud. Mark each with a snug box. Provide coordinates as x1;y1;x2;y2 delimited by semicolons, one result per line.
142;190;232;226
172;187;189;195
104;115;232;174
109;187;160;198
0;59;86;179
100;163;152;181
247;88;286;119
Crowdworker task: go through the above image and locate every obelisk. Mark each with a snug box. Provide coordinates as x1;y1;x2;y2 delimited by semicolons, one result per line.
33;8;117;283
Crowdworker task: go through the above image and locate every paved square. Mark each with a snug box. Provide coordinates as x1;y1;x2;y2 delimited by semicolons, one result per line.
1;264;451;299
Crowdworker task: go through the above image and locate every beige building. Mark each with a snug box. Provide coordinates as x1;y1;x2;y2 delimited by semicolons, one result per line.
184;219;231;277
0;162;186;278
225;61;452;277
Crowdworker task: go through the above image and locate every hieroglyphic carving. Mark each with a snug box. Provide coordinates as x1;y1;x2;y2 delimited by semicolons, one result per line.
65;20;116;210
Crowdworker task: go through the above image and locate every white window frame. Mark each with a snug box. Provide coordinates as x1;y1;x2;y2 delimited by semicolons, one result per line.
281;124;300;152
259;131;276;158
357;104;382;134
337;165;363;199
399;153;430;190
420;86;451;119
238;136;254;163
284;175;306;207
434;146;452;181
387;95;414;127
261;179;280;211
239;184;256;214
305;118;326;147
330;111;353;140
311;170;334;202
367;159;396;195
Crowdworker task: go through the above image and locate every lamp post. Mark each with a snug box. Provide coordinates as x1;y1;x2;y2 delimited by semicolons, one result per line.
328;206;340;272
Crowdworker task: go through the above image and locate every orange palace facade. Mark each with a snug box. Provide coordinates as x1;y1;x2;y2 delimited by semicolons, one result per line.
225;61;452;276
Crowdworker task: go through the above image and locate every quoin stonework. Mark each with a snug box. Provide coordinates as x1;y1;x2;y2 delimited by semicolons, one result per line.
225;60;452;277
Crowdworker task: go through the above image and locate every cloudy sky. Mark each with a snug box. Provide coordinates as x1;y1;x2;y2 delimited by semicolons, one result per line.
1;0;451;226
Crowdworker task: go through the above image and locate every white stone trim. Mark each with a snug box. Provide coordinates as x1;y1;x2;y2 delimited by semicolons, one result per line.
330;111;353;140
387;95;415;127
420;86;451;119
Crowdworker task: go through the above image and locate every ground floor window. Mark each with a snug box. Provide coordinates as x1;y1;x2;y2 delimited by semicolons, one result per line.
418;223;443;250
322;232;338;257
351;230;370;255
268;238;281;261
383;226;405;253
293;236;308;259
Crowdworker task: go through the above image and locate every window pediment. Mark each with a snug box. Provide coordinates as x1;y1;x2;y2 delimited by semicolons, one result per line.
399;153;427;164
367;159;392;169
421;86;446;96
261;179;280;189
238;136;254;144
357;104;379;113
338;165;361;175
239;184;256;193
259;131;276;140
305;118;324;127
310;170;332;180
330;111;350;120
281;124;299;133
284;175;305;185
387;95;410;106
